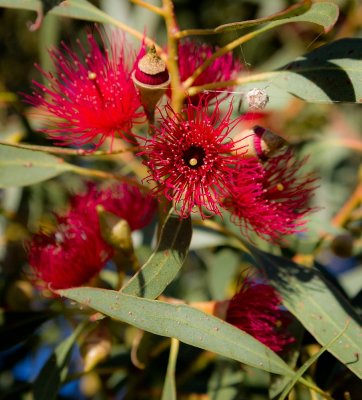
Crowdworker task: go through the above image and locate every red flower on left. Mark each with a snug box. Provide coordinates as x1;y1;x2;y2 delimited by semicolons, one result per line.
26;184;156;290
24;30;144;150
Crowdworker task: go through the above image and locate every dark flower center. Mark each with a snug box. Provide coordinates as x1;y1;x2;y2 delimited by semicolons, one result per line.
182;145;206;169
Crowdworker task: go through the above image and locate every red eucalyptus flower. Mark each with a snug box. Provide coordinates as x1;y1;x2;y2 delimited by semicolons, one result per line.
27;212;113;290
26;183;156;290
226;280;295;352
223;150;317;242
142;99;246;218
177;40;242;104
70;183;157;231
24;30;144;150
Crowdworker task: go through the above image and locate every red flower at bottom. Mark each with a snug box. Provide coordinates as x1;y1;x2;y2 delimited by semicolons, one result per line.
27;213;112;290
26;183;156;290
226;280;294;352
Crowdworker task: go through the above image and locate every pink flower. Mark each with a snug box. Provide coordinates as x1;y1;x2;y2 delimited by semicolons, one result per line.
26;213;113;290
177;40;242;104
26;183;156;290
24;30;144;150
226;279;295;352
223;150;317;242
142;99;246;218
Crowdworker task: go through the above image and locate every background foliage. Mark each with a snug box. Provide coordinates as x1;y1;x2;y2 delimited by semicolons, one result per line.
0;1;361;399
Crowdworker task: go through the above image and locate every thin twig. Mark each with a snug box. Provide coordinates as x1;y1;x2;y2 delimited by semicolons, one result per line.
175;28;218;39
0;141;140;156
70;165;150;191
186;71;277;97
162;0;184;112
182;26;273;90
332;180;362;227
131;0;165;15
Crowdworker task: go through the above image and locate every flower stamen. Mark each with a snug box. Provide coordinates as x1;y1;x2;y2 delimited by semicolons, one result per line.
182;145;206;169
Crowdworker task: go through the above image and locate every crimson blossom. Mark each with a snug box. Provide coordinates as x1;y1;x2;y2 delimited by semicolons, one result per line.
27;212;112;290
143;97;316;242
24;30;144;150
177;40;242;104
223;150;317;242
226;279;295;352
142;99;248;218
26;183;156;290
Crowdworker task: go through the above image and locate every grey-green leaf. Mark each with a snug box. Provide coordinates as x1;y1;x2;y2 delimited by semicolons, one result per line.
122;211;192;299
0;0;119;24
246;244;362;379
0;144;73;187
215;2;339;33
58;287;294;376
50;0;111;24
0;0;39;11
161;338;179;400
246;38;362;104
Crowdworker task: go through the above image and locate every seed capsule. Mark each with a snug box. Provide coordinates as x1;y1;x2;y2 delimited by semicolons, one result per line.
132;46;170;119
233;125;287;160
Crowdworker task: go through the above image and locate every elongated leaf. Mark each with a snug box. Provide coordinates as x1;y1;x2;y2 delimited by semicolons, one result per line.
215;0;312;32
269;320;304;399
278;324;347;400
215;2;338;33
58;287;294;376
122;211;192;299
0;144;73;187
0;0;39;10
33;322;86;400
161;338;179;400
0;310;55;350
244;38;362;104
50;0;110;23
0;0;114;24
246;244;362;379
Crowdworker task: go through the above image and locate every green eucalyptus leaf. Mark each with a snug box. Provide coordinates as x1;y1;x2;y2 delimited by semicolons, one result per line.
50;0;110;24
215;2;338;33
0;144;73;188
0;0;39;11
0;310;55;350
207;248;239;300
247;38;362;104
122;211;192;299
278;324;347;400
207;360;245;399
58;287;294;376
215;0;312;32
0;0;113;24
246;244;362;380
161;338;179;400
32;322;86;400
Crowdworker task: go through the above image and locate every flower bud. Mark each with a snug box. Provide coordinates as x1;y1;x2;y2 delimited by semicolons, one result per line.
132;46;170;119
97;205;134;255
234;125;287;160
81;324;112;372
